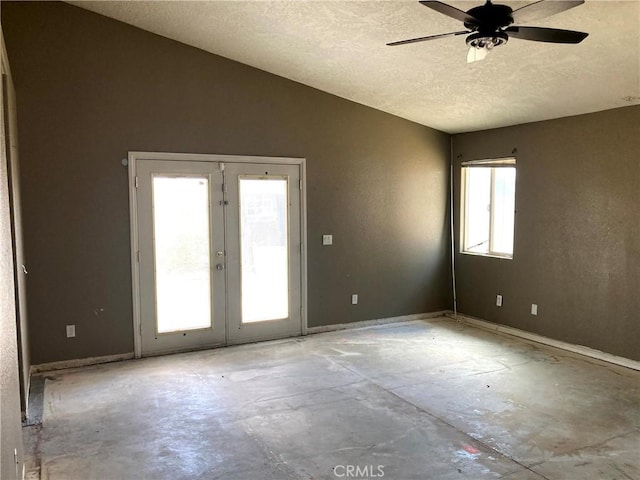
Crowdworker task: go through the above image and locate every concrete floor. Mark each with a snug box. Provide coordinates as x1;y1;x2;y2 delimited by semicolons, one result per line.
24;317;639;479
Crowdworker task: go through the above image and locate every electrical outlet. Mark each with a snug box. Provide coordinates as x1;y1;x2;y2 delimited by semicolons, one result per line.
322;234;333;246
66;325;76;338
351;294;358;305
531;304;538;315
496;295;503;307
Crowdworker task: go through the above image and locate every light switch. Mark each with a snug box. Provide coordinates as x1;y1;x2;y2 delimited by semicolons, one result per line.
322;235;333;245
66;325;76;338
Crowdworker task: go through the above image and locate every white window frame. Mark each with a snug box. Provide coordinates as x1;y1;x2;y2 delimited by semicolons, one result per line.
460;157;516;259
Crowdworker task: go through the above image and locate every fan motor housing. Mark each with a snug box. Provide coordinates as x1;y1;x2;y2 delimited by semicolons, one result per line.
464;3;514;31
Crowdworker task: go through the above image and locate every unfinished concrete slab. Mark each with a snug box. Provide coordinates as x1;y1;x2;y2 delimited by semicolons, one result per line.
24;318;639;479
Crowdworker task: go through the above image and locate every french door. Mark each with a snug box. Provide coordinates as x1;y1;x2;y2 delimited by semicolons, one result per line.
224;162;302;344
131;154;304;356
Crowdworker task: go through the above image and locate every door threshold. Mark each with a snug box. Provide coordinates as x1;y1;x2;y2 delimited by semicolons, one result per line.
140;332;303;358
226;331;302;347
141;342;227;358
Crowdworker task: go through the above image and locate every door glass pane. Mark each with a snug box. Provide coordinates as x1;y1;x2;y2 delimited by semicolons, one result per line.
239;177;289;323
153;176;212;333
491;167;516;255
464;168;491;253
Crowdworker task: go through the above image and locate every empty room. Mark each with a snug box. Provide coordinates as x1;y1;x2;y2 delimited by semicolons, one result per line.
0;1;638;479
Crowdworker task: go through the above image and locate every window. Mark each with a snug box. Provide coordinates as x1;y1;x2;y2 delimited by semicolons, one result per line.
461;157;516;258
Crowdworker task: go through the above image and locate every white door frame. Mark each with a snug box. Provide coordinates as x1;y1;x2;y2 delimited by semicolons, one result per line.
128;151;308;359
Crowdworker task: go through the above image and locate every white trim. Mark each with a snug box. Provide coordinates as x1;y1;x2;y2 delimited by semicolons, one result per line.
128;151;304;165
448;313;640;371
128;151;308;358
128;153;142;358
460;165;470;253
307;311;450;334
300;160;308;336
488;167;496;252
30;352;135;374
461;157;516;167
449;158;457;318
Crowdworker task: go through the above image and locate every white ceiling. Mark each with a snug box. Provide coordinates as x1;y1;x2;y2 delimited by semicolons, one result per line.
69;1;640;133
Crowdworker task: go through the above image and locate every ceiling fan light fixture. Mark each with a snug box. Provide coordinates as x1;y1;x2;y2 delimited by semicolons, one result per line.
467;46;490;63
466;31;508;51
388;0;589;62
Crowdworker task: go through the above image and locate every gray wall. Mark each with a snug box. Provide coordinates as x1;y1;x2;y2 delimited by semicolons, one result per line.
1;2;452;365
453;106;640;361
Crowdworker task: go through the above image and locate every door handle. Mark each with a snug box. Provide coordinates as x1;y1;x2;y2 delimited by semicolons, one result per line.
216;264;225;270
22;264;27;275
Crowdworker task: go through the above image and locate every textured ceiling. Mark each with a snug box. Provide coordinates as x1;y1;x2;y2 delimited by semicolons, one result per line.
68;1;640;133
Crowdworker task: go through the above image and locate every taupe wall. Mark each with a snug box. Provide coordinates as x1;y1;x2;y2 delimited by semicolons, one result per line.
453;106;640;361
2;2;452;365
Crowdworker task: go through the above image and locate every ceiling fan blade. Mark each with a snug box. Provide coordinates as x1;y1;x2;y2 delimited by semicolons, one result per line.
511;0;585;23
419;1;480;25
387;30;469;46
467;47;489;63
506;26;588;44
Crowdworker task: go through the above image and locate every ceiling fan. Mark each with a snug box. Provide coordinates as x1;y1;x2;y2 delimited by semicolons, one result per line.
388;0;589;63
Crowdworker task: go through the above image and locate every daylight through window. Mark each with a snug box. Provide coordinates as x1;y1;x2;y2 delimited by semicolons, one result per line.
461;158;516;258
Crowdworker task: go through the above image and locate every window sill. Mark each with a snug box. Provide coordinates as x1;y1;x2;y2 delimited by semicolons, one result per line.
460;250;513;260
